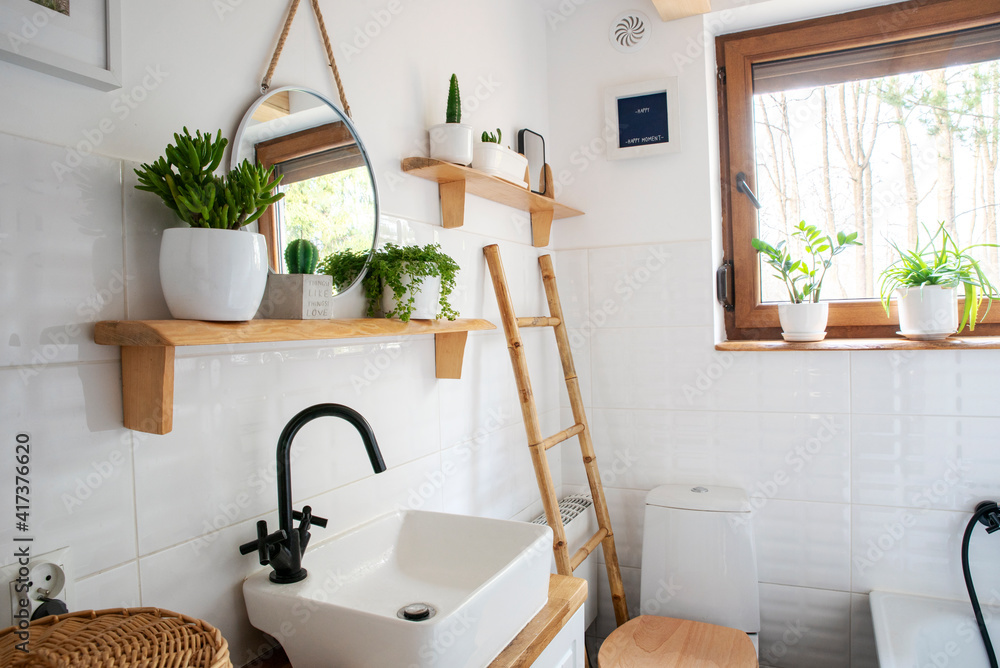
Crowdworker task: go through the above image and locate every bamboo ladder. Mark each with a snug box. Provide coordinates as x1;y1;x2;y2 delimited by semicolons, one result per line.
483;244;630;628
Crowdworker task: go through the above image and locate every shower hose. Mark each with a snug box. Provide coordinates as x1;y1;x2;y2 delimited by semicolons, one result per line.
963;500;1000;668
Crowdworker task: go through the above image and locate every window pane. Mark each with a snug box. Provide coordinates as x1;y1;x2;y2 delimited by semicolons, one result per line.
753;61;1000;304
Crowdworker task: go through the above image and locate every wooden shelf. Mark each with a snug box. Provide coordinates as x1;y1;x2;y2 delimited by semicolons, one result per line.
717;336;1000;351
95;318;496;435
401;157;584;247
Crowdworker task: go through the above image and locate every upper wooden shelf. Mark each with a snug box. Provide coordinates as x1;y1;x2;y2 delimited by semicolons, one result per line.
95;318;495;435
650;0;711;21
717;336;1000;351
401;157;584;247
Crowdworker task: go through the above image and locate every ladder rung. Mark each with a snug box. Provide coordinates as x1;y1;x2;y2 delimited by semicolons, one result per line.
539;423;585;450
516;316;561;328
571;527;609;571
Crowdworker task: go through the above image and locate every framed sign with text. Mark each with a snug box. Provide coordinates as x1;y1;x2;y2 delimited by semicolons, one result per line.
604;77;679;160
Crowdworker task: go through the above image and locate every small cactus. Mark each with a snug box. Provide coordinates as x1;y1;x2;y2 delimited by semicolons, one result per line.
481;128;502;144
285;239;319;274
446;74;461;124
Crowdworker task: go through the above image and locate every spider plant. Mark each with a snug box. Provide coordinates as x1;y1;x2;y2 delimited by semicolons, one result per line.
752;221;861;303
879;222;1000;332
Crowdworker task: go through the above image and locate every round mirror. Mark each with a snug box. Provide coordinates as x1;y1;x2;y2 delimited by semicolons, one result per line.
232;86;378;295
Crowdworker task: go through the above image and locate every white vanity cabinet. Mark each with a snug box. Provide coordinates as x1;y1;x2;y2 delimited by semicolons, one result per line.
530;607;586;668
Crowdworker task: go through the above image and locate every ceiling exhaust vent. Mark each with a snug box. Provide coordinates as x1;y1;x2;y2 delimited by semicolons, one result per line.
610;11;650;53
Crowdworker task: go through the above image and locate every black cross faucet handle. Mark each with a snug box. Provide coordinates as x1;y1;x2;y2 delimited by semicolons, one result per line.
239;520;288;566
293;506;328;530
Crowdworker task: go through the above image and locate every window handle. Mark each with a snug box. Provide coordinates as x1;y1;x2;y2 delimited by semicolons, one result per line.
735;172;762;210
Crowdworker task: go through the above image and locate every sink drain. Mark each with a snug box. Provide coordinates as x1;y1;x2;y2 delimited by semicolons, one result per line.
397;603;436;621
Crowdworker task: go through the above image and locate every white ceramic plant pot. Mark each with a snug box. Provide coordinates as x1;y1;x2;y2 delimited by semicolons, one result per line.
159;227;268;321
895;285;959;339
472;142;529;187
777;302;829;342
429;123;474;165
382;273;442;320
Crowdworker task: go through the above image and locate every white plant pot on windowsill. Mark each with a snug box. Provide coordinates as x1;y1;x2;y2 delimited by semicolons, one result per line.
777;302;829;342
472;142;529;188
429;123;474;165
895;284;959;340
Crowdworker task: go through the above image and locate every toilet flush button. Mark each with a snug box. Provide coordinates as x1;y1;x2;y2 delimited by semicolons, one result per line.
691;486;709;493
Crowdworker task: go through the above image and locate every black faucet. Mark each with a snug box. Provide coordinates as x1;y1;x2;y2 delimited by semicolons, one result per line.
239;403;386;584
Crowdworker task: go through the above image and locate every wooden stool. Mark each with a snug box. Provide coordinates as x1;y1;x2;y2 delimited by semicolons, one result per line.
599;615;758;667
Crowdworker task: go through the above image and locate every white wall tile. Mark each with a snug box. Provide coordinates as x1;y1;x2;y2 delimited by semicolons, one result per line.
851;506;1000;600
758;583;851;668
75;561;141;610
591;327;851;413
851;350;1000;417
852;414;1000;511
552;250;589;328
133;340;441;555
578;409;850;504
587;242;714;328
0;133;124;367
755;499;851;591
0;364;136;577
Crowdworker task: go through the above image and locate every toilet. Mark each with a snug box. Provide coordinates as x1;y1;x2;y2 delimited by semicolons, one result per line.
599;484;760;667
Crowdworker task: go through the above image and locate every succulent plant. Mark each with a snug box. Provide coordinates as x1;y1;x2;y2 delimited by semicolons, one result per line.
481;128;502;144
134;127;284;230
446;74;461;124
285;239;319;274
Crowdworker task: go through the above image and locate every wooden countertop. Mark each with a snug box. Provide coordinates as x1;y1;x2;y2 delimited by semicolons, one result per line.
488;574;588;668
243;574;587;668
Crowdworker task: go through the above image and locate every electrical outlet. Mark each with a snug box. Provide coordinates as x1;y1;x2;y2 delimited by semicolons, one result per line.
0;547;72;629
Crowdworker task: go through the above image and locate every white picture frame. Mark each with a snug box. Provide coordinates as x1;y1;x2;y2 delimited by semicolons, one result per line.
0;0;121;91
605;77;679;160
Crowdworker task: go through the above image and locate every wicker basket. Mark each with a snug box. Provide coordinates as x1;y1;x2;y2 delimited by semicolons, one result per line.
0;607;232;668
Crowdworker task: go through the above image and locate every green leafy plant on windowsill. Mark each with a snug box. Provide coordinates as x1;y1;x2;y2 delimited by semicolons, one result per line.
752;221;862;303
319;244;460;322
879;222;1000;332
134;127;284;230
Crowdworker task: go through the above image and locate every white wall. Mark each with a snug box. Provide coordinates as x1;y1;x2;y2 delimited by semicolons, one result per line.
0;1;567;664
546;1;1000;667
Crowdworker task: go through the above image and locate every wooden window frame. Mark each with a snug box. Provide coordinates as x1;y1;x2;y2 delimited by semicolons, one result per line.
717;0;1000;341
254;121;356;270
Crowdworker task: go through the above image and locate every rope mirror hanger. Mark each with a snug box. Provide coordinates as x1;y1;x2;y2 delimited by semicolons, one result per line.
260;0;352;118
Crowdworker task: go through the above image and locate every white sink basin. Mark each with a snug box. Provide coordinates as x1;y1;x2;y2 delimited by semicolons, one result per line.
871;590;1000;668
244;509;553;668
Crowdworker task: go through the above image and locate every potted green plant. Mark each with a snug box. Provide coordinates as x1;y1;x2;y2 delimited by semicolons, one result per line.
134;127;283;321
752;221;861;341
257;239;334;320
879;222;999;339
429;74;474;166
320;244;459;322
472;128;530;188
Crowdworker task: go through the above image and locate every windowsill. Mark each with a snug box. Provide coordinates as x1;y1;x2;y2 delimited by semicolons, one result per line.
716;337;1000;351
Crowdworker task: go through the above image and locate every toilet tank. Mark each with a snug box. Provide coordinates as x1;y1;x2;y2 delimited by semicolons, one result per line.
639;484;760;633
